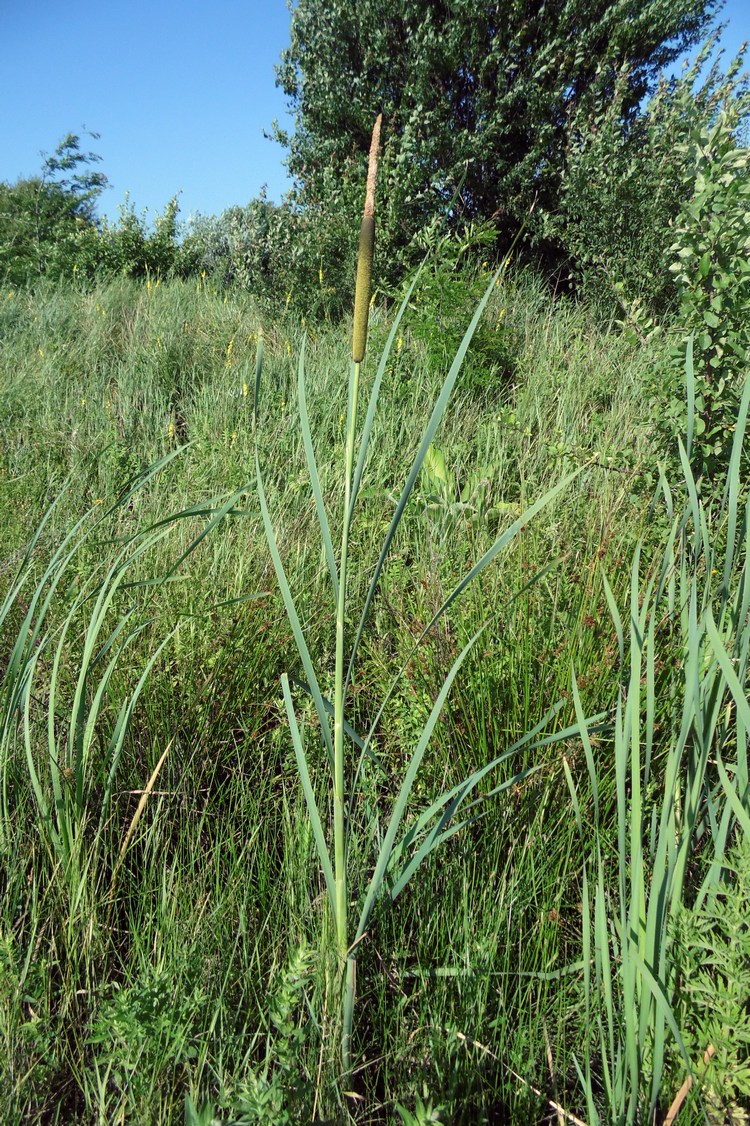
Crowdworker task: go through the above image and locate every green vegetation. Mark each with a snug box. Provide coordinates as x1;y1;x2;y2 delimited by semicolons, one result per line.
0;132;107;286
2;233;748;1120
274;0;718;281
1;3;749;1122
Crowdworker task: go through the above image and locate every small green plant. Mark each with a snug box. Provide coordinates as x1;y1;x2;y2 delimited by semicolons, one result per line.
401;220;512;390
394;1085;447;1125
418;442;517;537
670;833;750;1124
254;117;583;1079
89;964;207;1120
230;945;315;1124
184;946;315;1126
185;1097;223;1126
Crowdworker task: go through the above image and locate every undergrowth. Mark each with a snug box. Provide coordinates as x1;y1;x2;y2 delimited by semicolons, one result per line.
0;268;746;1123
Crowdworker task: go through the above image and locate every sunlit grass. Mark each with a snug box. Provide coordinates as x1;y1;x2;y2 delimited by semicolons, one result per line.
2;253;744;1123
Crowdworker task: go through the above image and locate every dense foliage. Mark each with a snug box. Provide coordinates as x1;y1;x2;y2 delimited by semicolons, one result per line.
0;132;106;284
551;36;749;312
275;0;720;280
666;97;750;487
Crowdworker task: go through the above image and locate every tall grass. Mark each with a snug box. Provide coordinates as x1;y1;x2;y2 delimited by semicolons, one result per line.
2;258;737;1121
567;361;750;1122
0;455;186;868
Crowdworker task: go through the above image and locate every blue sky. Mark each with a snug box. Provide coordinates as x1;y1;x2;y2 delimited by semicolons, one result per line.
1;0;748;228
1;0;295;224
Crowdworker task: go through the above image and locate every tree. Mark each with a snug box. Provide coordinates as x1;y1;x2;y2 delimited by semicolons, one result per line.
0;132;107;284
275;0;720;281
39;131;108;220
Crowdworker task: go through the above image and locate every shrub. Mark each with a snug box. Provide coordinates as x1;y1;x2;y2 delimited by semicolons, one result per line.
0;132;107;285
184;187;359;317
69;195;184;281
665;104;750;488
386;218;515;396
554;37;749;316
669;834;750;1124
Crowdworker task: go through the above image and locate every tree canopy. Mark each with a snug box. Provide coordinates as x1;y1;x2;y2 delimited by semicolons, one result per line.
276;0;721;275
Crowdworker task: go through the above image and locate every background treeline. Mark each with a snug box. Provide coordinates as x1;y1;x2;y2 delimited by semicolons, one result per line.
1;0;748;324
2;3;748;490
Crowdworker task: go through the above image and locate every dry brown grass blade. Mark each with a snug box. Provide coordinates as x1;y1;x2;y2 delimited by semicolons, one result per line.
664;1044;716;1125
455;1030;589;1126
544;1021;565;1126
108;739;173;903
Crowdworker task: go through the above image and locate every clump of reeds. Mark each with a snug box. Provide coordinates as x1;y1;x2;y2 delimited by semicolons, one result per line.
566;359;750;1122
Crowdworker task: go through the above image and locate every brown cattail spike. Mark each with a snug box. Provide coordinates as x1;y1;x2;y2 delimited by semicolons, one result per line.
364;114;382;219
352;115;382;363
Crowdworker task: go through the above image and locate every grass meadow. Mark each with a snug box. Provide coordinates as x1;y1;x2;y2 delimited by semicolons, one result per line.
0;269;748;1124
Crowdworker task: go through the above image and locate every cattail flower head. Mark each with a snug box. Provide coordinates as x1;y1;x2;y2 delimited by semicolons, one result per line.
352;115;382;363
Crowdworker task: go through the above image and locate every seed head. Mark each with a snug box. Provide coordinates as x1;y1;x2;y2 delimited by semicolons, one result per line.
352;216;375;362
352;115;382;363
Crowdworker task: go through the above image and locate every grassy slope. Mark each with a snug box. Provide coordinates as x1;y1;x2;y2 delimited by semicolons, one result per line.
0;272;720;1123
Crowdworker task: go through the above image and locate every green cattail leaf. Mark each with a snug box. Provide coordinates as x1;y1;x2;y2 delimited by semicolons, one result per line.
352;216;375;362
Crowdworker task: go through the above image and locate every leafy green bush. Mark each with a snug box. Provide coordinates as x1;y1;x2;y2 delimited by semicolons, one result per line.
670;834;750;1124
184;187;358;317
0;132;107;285
560;38;750;497
664;105;750;488
70;194;184;281
554;37;749;315
392;219;514;394
182;196;284;288
0;132;188;286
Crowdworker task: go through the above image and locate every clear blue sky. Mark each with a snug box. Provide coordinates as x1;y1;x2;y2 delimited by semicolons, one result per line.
1;0;748;229
0;0;295;224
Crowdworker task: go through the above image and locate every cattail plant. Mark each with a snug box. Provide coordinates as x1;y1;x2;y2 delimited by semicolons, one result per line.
253;117;583;1078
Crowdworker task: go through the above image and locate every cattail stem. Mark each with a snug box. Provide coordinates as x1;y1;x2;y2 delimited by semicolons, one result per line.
334;114;382;1073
